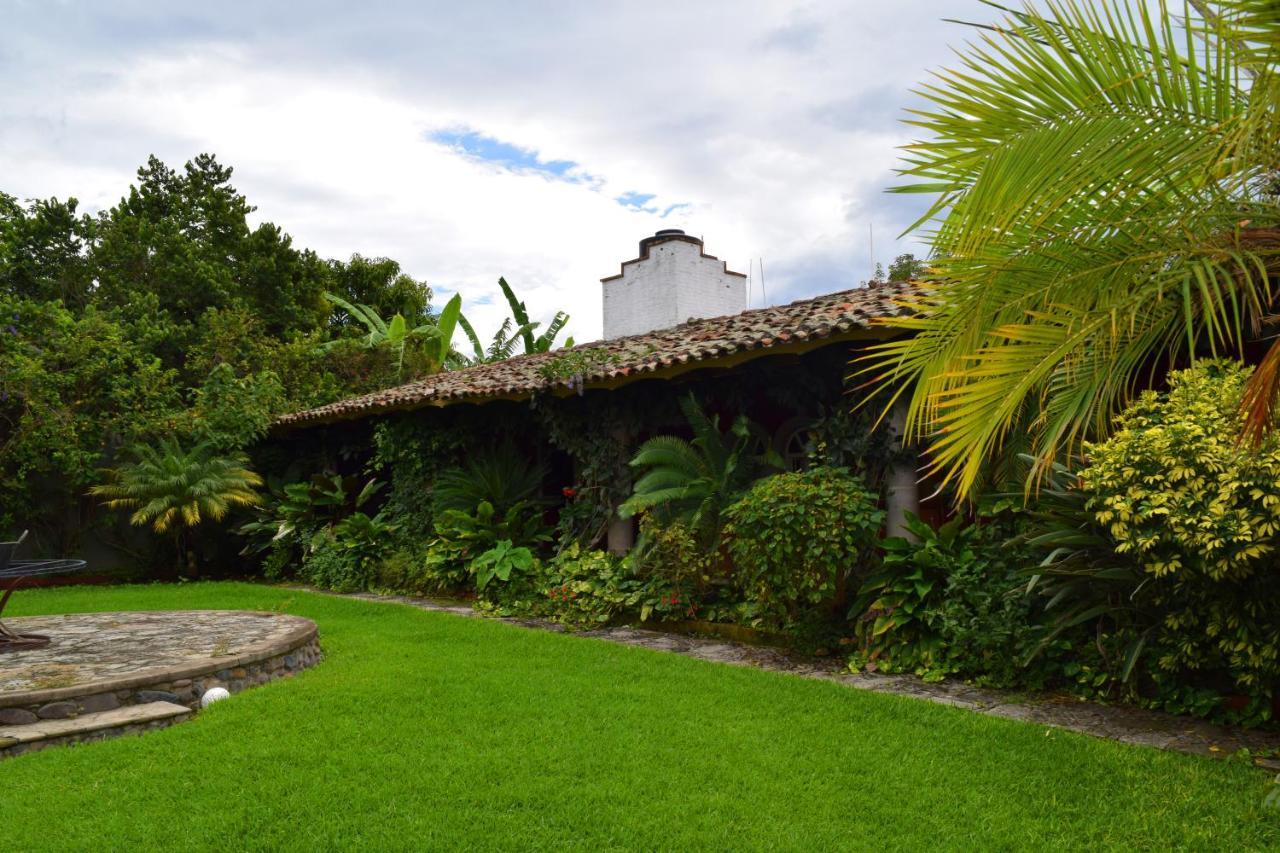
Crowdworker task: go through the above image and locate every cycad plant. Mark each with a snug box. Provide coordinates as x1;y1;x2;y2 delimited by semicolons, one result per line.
90;440;263;573
860;0;1280;498
619;395;780;547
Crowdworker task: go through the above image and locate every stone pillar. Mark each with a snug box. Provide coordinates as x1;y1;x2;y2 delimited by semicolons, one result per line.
885;402;920;541
606;426;635;555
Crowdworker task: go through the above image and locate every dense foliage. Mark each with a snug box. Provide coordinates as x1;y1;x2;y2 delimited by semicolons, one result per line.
861;1;1280;497
1078;361;1280;721
0;155;439;560
724;467;881;631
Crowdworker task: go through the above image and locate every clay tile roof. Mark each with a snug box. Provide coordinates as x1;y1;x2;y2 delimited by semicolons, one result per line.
275;280;915;429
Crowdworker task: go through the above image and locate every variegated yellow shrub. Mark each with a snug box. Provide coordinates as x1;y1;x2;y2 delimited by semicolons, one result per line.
1081;360;1280;699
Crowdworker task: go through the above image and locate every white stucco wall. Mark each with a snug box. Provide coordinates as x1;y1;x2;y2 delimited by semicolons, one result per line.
602;237;746;339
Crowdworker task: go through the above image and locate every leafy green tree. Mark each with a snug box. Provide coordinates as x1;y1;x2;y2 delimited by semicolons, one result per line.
90;440;263;573
326;254;432;331
0;296;181;551
886;253;926;282
860;1;1280;497
91;154;329;336
0;193;96;306
453;315;536;366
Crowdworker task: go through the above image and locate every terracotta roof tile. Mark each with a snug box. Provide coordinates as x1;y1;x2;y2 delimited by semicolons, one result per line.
275;280;913;429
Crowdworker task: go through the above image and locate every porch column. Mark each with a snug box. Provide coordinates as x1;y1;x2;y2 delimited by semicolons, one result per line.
885;402;920;542
606;426;635;555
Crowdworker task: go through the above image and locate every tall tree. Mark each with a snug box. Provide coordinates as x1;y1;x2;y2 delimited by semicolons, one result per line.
860;0;1280;497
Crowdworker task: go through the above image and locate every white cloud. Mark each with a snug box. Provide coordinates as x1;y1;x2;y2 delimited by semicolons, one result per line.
0;0;992;342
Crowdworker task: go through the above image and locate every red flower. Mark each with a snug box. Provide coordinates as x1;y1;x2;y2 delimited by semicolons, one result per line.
562;487;577;498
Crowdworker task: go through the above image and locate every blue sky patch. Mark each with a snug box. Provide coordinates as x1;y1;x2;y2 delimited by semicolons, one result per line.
615;191;656;210
430;128;581;180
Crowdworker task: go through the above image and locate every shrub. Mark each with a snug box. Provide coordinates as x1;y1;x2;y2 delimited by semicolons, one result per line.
1079;360;1280;717
635;515;712;595
851;513;1056;687
376;545;468;595
534;544;678;627
301;538;373;592
723;467;882;630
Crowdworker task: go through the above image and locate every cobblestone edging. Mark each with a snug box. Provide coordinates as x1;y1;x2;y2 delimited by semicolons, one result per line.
0;611;321;726
315;588;1280;772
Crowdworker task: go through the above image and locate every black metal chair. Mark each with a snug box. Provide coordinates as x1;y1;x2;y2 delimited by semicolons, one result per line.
0;531;87;653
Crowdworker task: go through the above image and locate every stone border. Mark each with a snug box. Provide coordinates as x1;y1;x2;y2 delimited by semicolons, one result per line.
312;587;1280;773
0;613;320;724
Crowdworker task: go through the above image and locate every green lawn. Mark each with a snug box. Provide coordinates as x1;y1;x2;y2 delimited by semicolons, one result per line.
4;583;1278;851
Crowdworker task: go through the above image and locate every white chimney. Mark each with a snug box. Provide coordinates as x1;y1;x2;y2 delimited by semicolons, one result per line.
600;230;746;339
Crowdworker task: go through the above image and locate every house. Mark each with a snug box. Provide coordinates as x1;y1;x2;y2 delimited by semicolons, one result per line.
275;230;923;549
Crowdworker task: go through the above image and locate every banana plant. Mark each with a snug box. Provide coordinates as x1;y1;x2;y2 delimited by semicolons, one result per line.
498;277;572;354
320;291;462;379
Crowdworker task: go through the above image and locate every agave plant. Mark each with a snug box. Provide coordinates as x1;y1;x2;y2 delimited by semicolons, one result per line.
90;440;263;572
619;395;781;547
859;0;1280;498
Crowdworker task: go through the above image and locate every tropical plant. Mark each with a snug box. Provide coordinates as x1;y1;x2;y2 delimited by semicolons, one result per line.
321;291;462;379
238;473;384;557
498;276;572;353
619;395;781;547
432;443;548;517
1078;360;1280;709
723;467;883;630
859;0;1280;498
453;315;536;366
90;440;262;572
472;538;535;591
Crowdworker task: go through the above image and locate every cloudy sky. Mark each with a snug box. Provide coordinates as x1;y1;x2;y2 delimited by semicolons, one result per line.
1;0;993;342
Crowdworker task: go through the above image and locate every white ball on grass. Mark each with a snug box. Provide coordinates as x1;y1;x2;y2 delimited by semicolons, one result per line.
201;687;230;707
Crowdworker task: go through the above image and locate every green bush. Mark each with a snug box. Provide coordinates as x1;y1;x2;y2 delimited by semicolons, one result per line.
1080;359;1280;717
850;514;1058;687
376;544;469;595
300;538;373;592
536;544;679;627
723;467;882;630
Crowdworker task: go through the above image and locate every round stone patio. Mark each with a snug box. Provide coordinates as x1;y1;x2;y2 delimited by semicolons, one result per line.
0;610;320;722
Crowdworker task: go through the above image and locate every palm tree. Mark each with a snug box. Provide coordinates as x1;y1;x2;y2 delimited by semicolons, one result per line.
619;395;780;546
90;440;263;573
321;291;462;379
859;1;1280;498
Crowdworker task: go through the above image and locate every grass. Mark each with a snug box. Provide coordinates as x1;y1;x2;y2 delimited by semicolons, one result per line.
4;582;1279;851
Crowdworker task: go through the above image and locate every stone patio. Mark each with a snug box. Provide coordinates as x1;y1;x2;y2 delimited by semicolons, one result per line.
0;611;316;694
324;588;1280;772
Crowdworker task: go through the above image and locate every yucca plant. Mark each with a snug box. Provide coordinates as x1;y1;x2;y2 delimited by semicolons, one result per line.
619;395;781;547
91;440;263;573
859;0;1280;498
